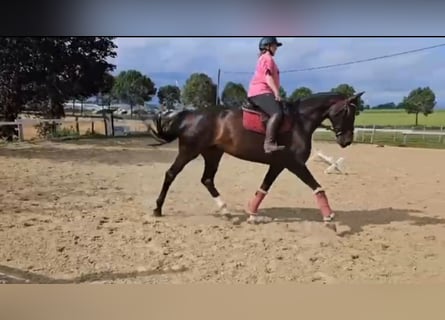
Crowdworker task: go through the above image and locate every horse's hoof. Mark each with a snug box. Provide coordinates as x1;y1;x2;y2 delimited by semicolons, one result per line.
324;221;337;232
220;206;230;215
153;208;162;217
247;215;272;224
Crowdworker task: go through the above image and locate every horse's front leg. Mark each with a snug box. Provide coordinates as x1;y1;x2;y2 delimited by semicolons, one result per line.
285;159;337;231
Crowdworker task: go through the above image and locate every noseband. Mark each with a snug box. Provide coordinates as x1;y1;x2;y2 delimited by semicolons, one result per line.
323;100;356;137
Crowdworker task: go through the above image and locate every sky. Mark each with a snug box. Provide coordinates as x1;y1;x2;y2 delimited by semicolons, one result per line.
110;37;445;108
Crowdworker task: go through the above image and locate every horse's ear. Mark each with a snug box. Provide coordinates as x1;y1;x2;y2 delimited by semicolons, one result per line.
356;91;365;98
349;91;365;101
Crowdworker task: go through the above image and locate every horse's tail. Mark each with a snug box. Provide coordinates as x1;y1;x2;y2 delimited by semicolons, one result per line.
147;109;190;146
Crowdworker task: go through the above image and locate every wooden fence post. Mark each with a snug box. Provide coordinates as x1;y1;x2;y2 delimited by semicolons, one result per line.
111;112;115;136
75;116;80;134
103;113;108;136
17;120;24;141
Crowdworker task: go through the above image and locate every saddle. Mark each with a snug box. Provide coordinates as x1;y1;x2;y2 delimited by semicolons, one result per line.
241;98;298;135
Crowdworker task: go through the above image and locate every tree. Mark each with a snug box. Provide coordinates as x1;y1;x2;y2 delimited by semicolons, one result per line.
33;37;117;118
372;102;396;110
221;82;247;108
99;73;116;108
112;70;157;117
181;73;217;109
400;87;436;126
331;83;365;112
0;38;36;121
157;85;181;109
289;86;313;102
279;86;287;100
0;37;117;120
395;102;405;109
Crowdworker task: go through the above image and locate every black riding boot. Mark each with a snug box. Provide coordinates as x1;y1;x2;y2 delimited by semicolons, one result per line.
264;113;285;153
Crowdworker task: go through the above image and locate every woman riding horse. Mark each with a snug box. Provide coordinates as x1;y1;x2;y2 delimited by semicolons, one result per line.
247;37;285;154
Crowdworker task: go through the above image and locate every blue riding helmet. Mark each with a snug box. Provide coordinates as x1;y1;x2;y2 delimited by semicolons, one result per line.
259;37;283;50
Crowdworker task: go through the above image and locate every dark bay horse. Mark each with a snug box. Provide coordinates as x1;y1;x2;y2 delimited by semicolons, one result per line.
148;91;364;228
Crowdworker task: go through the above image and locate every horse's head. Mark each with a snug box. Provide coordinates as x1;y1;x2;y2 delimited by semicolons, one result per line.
326;91;364;148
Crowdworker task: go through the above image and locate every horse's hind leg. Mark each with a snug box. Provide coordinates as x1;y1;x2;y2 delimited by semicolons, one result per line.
200;147;227;214
153;147;199;217
245;164;284;223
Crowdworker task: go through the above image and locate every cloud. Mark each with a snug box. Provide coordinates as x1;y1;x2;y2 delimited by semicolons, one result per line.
112;37;445;107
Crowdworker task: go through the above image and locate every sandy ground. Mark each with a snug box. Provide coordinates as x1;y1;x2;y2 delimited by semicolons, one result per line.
1;138;445;284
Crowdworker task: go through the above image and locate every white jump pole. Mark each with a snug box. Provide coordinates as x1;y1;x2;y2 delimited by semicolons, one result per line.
311;148;346;174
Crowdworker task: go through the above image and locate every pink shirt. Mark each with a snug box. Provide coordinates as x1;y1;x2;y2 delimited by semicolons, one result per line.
247;52;280;97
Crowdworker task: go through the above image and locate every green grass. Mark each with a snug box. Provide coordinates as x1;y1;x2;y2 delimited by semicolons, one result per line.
355;109;445;128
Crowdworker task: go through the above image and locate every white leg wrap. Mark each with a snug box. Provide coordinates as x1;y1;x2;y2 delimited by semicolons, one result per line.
214;196;229;214
313;187;325;194
257;188;268;195
214;196;226;209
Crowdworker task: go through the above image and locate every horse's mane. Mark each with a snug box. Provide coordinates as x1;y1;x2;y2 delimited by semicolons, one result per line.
185;92;346;115
295;92;346;110
300;91;346;102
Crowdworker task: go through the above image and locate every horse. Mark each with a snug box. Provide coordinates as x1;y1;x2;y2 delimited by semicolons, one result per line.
148;91;364;229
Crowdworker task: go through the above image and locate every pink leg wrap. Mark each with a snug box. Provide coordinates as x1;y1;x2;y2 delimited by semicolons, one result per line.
246;189;267;215
314;188;333;219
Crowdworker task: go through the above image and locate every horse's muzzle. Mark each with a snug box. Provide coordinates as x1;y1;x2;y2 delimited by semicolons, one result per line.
336;133;353;148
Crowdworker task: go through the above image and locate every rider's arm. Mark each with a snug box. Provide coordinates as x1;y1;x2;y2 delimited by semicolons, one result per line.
265;73;280;99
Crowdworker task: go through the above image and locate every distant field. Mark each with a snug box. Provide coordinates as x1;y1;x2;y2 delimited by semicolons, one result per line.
355;109;445;127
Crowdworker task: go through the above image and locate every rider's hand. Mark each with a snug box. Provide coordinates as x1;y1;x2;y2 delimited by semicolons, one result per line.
275;94;281;101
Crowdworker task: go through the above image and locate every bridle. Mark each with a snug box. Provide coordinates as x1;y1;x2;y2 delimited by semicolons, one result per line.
322;99;357;137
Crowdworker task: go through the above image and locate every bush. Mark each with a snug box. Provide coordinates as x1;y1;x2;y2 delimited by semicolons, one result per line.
34;122;79;139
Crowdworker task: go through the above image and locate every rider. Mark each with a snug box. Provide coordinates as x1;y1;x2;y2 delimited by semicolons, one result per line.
247;37;285;154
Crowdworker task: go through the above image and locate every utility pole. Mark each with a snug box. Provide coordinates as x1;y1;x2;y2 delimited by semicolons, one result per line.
216;68;221;105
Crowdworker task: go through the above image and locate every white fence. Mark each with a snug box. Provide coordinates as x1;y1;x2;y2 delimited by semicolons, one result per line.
351;127;445;144
313;127;445;145
1;118;445;145
0;117;149;141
